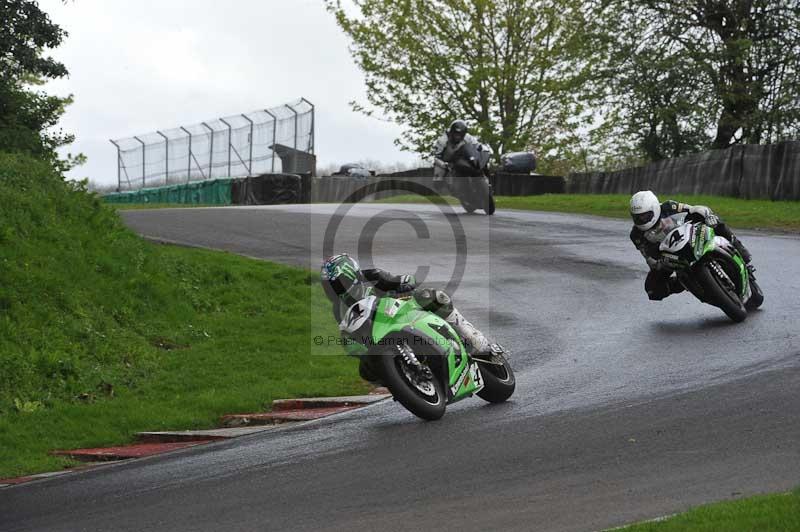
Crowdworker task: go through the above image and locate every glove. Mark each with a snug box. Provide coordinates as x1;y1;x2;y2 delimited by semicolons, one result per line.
397;274;417;293
648;256;672;271
689;205;720;226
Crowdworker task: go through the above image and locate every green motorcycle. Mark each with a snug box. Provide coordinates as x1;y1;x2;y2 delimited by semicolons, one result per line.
341;295;515;420
659;221;764;322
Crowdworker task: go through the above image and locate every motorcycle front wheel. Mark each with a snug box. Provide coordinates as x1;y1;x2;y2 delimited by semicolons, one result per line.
459;198;477;213
696;260;747;322
377;347;446;421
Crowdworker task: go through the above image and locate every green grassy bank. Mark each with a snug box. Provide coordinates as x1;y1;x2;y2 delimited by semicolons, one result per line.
616;488;800;531
376;193;800;232
0;153;365;477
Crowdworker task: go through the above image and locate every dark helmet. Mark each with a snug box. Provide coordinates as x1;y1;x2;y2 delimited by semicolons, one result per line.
320;253;366;303
447;120;468;144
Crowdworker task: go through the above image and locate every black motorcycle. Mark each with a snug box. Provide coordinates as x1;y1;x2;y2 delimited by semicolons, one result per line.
435;142;496;215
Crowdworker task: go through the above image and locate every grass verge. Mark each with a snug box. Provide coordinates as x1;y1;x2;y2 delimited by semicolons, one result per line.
377;193;800;232
614;488;800;531
0;153;365;478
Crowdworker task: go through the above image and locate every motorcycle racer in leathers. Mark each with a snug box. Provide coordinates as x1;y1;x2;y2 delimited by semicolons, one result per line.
629;190;753;301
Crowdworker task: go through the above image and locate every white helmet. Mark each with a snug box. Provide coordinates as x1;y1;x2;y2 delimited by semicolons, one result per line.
630;190;661;230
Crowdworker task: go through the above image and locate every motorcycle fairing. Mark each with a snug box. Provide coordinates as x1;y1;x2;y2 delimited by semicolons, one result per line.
371;297;484;403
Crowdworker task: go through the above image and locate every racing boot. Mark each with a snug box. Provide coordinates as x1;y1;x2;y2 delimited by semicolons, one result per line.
715;222;752;264
730;235;753;264
668;276;686;296
358;358;383;385
445;308;490;356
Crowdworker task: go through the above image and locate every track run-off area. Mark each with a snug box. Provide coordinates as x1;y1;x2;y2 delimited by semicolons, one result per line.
2;203;799;532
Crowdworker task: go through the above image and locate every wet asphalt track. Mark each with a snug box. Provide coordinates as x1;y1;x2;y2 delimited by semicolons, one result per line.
2;204;798;532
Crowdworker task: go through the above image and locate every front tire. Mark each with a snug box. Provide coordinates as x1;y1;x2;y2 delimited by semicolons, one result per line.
476;356;515;403
377;348;446;421
696;260;747;322
459;198;477;214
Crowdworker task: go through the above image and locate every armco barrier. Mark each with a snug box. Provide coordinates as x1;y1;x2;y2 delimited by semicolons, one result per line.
310;173;565;203
567;140;800;200
491;173;565;195
103;173;568;205
311;176;442;203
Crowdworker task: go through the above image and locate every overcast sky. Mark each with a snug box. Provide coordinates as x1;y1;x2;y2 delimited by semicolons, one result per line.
40;0;419;184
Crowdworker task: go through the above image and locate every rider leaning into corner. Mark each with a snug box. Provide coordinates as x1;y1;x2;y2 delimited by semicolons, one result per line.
320;253;500;383
629;190;754;301
432;120;486;180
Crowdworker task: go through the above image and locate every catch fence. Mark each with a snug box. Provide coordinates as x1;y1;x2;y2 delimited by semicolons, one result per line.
110;98;314;192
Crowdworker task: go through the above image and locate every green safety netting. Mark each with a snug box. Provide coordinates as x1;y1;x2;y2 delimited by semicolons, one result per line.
104;179;233;205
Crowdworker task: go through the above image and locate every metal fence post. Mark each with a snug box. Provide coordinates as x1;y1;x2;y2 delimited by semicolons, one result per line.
157;131;169;185
109;140;121;192
301;97;315;154
241;113;254;175
286;103;299;150
219;118;232;177
202;122;214;179
111;99;313;190
180;126;192;183
133;136;146;188
264;109;277;173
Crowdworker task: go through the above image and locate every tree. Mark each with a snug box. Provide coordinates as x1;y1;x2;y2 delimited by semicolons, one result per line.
0;0;79;168
327;0;592;172
592;0;800;164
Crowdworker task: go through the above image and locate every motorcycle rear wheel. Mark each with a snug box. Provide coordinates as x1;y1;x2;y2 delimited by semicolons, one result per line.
474;177;495;215
697;260;747;322
484;193;496;215
746;276;764;310
476;355;515;403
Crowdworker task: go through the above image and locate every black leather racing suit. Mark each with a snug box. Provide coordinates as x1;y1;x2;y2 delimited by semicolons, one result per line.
326;269;449;322
630;200;751;300
432;133;484;178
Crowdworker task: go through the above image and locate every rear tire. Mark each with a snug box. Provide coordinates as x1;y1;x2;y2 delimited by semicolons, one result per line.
483;183;496;215
473;178;495;215
697;261;747;322
476;356;515;403
377;349;446;421
746;276;764;310
484;194;496;215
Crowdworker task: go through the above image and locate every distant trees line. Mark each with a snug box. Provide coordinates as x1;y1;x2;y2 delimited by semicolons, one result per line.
2;1;798;177
328;0;800;174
